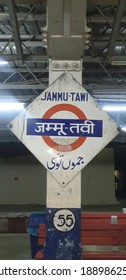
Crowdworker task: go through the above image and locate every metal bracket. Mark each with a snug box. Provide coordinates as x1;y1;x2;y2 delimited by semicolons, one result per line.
51;60;81;71
47;0;88;60
111;215;118;224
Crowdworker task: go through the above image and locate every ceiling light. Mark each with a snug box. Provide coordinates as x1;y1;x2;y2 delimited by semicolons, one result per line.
121;127;126;132
111;61;126;66
0;102;24;111
102;105;126;111
0;61;8;65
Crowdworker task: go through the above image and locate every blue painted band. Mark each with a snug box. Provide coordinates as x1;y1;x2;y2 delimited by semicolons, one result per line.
27;118;102;137
44;208;81;260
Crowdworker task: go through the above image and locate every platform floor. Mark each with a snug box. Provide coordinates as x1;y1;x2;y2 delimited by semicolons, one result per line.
0;233;31;260
0;202;125;259
0;202;125;215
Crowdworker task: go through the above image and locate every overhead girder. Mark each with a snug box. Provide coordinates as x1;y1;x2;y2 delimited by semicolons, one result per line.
47;0;87;60
1;13;126;24
0;54;126;64
7;0;23;61
107;0;126;56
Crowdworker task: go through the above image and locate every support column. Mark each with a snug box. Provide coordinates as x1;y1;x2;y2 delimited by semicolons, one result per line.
45;172;81;259
44;59;83;260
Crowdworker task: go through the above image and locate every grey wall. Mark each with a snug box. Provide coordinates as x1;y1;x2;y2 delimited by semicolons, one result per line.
82;148;117;205
0;156;46;204
0;147;117;205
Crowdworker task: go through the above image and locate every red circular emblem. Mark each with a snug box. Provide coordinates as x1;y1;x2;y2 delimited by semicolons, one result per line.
42;104;86;152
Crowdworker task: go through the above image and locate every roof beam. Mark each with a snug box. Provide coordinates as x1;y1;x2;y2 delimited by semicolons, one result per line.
1;13;126;23
0;68;47;73
0;54;126;64
0;54;102;63
7;0;23;61
0;66;125;74
0;83;125;92
0;13;46;21
0;35;42;40
0;0;44;3
0;67;48;72
0;84;46;89
0;37;126;48
107;0;126;56
2;13;126;24
0;34;126;43
87;15;126;23
0;54;48;62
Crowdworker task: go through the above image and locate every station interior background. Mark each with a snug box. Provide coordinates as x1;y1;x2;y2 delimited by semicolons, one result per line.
0;0;126;258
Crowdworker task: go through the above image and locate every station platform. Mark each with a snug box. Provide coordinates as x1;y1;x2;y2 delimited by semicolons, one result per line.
0;203;125;259
0;202;125;214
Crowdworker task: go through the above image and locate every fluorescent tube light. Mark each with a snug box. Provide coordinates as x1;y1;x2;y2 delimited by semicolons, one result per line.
121;127;126;132
111;61;126;66
0;61;8;65
102;106;126;111
0;102;24;111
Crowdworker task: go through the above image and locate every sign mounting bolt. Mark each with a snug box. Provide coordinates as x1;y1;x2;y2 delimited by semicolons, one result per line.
62;62;68;69
54;62;59;68
72;62;79;69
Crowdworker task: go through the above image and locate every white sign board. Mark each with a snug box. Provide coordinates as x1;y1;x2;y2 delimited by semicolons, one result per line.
8;73;119;186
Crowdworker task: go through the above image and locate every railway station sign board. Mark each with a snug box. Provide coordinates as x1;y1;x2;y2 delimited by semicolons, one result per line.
9;73;119;186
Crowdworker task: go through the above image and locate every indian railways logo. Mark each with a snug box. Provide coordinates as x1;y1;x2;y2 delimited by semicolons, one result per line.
27;104;102;152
